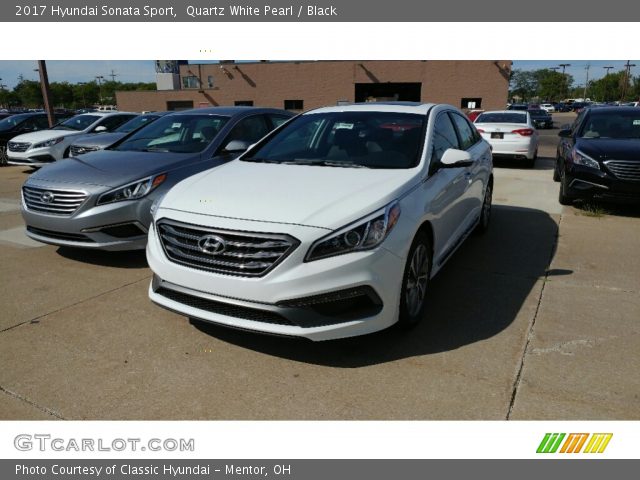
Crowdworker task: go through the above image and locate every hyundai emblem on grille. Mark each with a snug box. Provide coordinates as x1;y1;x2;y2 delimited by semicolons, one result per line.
40;192;55;203
197;234;227;255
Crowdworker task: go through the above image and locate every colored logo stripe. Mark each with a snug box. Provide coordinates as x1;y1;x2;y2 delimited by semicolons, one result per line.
537;433;612;453
583;433;613;453
537;433;566;453
560;433;589;453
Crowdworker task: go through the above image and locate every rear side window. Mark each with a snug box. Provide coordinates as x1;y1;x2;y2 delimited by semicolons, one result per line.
450;113;477;150
431;113;460;163
225;115;271;145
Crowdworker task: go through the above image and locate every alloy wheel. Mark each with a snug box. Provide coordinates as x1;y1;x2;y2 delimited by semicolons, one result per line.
405;244;429;317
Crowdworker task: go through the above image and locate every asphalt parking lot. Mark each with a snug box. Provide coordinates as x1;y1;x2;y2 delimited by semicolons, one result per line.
0;112;639;420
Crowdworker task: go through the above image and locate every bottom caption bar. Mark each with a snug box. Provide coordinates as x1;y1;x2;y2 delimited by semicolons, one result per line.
3;459;638;479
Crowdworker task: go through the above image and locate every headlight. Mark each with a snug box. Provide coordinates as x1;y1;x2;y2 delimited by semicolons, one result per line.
305;201;401;262
571;149;600;170
97;173;167;205
33;137;65;148
150;194;166;217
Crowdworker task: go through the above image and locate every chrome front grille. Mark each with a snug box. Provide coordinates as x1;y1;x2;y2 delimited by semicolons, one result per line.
605;160;640;181
22;185;88;215
70;145;99;156
157;219;299;277
8;141;30;152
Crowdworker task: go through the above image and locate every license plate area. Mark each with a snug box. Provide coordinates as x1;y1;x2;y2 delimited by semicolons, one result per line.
491;132;504;139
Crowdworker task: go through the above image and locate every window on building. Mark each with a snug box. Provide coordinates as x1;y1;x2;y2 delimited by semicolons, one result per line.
284;99;304;110
182;76;199;89
234;100;254;106
166;100;194;111
207;76;214;88
461;97;482;109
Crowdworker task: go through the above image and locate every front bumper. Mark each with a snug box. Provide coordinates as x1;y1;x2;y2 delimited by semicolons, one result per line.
146;212;405;341
21;183;153;251
7;143;67;167
563;164;640;203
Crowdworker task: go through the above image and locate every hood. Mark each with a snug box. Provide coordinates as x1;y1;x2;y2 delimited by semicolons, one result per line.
28;149;200;188
576;138;640;162
159;160;418;230
9;129;80;143
71;132;127;149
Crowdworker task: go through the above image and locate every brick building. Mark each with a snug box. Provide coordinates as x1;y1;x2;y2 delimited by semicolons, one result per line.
116;60;512;112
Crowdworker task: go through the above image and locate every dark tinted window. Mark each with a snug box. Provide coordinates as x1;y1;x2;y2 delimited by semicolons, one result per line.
225;115;270;145
55;114;101;131
96;114;136;132
115;114;159;133
243;111;426;169
268;114;292;128
450;113;477;150
579;110;640;139
114;114;229;153
476;112;528;124
431;114;460;163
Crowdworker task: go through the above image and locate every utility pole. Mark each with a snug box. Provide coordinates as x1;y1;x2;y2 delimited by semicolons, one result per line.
583;64;590;101
620;60;636;102
108;69;118;82
559;64;571;99
95;75;104;104
37;61;55;127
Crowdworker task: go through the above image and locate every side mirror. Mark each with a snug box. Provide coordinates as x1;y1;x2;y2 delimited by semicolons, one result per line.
558;129;572;138
222;139;250;154
94;126;108;133
440;148;474;168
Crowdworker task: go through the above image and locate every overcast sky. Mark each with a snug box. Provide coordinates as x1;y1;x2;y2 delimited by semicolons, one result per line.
0;60;638;89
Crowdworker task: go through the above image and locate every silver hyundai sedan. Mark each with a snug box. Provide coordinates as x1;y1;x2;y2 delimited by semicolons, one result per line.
21;107;293;250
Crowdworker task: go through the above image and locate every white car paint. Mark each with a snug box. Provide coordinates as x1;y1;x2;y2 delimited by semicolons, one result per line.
474;110;539;163
147;103;493;340
540;103;556;113
7;112;135;167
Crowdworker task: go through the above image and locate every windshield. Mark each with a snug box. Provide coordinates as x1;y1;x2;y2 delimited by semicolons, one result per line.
0;114;30;131
113;114;229;153
579;111;640;139
476;112;527;124
54;114;100;131
115;114;159;133
242;111;426;169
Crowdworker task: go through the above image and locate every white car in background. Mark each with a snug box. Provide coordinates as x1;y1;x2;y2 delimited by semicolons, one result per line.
7;112;137;167
147;102;494;341
540;103;556;113
474;110;539;167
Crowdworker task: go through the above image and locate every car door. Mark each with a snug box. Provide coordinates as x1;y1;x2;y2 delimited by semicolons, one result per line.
449;112;488;231
423;112;471;266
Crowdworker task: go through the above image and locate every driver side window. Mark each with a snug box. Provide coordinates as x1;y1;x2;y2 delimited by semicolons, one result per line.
431;114;460;171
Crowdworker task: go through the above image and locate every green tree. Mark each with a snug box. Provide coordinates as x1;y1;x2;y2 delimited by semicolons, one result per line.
536;70;573;102
509;69;537;102
13;80;43;107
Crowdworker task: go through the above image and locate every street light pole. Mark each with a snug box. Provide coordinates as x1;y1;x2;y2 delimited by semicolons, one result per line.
78;82;87;108
559;64;571;100
95;75;105;105
620;60;636;102
583;64;590;101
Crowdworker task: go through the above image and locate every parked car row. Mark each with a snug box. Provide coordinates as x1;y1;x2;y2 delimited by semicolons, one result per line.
15;103;494;341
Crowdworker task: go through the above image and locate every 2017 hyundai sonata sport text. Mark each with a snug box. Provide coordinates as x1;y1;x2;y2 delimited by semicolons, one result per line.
21;107;293;250
147;103;494;341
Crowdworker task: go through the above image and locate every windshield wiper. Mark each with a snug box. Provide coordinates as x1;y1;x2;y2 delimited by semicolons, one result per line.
281;159;369;168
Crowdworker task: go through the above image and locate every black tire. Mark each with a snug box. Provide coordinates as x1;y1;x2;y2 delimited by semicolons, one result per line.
0;146;8;166
476;182;492;234
553;156;561;182
397;231;432;329
558;171;574;206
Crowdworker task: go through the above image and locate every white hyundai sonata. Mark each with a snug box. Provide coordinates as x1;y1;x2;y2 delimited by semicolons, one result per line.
474;110;539;167
147;103;493;341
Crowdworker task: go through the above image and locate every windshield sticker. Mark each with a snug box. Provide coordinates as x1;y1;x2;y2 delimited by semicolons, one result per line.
335;122;354;129
633;120;640;126
171;123;182;129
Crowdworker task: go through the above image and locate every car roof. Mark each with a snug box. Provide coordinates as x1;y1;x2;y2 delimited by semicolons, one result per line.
307;102;436;115
585;106;639;113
